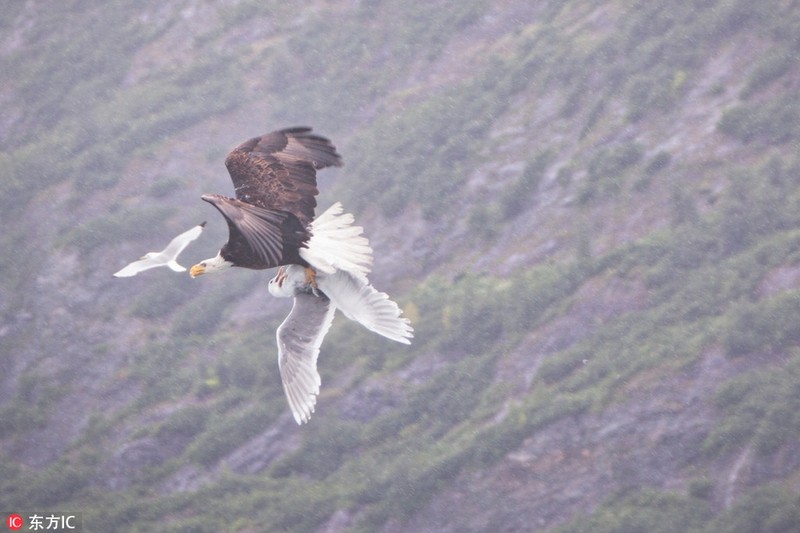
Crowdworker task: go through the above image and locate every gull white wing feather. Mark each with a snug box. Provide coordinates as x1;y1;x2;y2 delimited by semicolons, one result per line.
299;203;373;280
113;222;205;277
276;290;336;425
161;223;205;258
112;257;164;277
268;263;413;424
317;269;414;344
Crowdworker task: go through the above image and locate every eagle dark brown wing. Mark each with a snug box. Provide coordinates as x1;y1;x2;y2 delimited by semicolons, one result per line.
224;127;343;226
201;194;307;269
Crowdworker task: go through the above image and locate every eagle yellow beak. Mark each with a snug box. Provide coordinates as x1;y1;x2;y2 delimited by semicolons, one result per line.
189;263;205;278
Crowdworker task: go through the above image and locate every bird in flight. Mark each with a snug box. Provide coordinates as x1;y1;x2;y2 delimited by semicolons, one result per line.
188;126;411;424
190;127;368;283
113;222;205;277
268;263;413;424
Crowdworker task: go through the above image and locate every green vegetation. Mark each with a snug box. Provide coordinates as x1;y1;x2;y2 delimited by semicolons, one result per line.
558;489;713;533
579;141;643;203
271;0;488;131
500;150;555;219
186;404;276;466
704;352;800;457
562;483;800;532
61;206;173;255
706;484;800;532
718;92;800;144
741;45;798;98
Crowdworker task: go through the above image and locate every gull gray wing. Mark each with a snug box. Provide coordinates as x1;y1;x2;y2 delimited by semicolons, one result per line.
276;290;336;424
318;270;413;344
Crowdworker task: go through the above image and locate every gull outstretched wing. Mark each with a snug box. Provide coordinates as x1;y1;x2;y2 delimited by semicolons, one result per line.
318;269;413;344
276;290;336;424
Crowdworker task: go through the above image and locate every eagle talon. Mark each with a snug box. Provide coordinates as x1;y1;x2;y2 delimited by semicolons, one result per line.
305;267;319;295
275;266;287;288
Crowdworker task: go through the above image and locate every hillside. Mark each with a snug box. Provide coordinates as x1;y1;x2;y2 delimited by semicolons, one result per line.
3;1;800;531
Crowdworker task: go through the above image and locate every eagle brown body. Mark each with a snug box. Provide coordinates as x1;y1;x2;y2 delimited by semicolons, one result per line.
191;127;343;277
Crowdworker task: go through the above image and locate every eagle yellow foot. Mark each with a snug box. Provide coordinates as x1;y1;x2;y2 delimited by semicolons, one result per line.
304;267;318;291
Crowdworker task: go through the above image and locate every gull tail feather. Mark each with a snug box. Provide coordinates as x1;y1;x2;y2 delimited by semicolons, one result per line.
300;202;373;280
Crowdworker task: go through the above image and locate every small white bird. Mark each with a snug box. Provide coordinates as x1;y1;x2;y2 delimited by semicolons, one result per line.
113;222;206;277
268;264;413;424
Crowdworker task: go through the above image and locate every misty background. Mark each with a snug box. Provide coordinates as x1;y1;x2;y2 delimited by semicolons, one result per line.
3;1;800;531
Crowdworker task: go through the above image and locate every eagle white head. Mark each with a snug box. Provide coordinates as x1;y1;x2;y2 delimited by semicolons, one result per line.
190;252;233;278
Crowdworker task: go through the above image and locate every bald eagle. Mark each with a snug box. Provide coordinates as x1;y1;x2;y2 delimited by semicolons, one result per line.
190;127;362;282
113;222;206;277
189;126;409;423
268;264;413;424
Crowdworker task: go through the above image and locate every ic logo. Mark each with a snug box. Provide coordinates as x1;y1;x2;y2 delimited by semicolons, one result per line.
6;514;23;531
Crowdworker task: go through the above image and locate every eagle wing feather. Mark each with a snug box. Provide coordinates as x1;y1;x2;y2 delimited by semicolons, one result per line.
201;194;291;268
224;127;342;226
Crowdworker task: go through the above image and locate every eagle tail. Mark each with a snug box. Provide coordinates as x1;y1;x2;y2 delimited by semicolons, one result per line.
300;202;373;279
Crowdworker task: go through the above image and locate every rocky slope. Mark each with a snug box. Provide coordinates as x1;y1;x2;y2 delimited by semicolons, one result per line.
3;1;800;531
